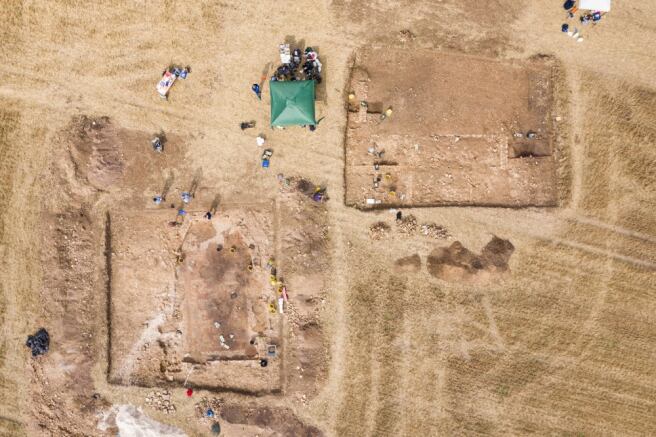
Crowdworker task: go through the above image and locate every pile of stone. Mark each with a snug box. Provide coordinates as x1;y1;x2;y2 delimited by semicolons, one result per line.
420;223;450;239
398;29;416;42
369;222;391;240
396;215;417;234
194;397;224;419
145;390;176;414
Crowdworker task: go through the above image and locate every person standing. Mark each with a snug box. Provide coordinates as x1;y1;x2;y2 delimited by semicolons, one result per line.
251;83;261;100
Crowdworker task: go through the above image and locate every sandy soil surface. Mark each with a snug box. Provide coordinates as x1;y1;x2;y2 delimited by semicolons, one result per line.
1;1;656;436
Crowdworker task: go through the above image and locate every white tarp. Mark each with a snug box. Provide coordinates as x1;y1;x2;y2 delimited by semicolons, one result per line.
279;43;291;64
156;70;176;98
579;0;611;12
97;405;186;437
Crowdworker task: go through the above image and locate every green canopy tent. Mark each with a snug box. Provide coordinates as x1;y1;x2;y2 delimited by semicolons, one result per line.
270;80;316;127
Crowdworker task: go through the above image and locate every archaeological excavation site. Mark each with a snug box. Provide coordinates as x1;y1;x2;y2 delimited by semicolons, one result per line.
3;2;656;436
345;49;558;208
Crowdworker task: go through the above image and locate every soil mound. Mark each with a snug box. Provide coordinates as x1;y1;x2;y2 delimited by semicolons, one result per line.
279;175;328;202
481;236;515;269
369;221;391;240
427;237;514;282
420;223;450;239
296;178;315;195
396;215;417;234
69;115;124;190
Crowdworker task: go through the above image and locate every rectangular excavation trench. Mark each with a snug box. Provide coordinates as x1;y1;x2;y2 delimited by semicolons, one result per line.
106;204;282;394
344;49;558;208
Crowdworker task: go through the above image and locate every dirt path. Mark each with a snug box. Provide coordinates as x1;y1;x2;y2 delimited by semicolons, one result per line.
563;210;656;244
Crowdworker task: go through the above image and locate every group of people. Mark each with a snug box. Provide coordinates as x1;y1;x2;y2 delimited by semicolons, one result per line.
148;137;216;223
579;10;604;24
561;0;607;42
272;46;322;83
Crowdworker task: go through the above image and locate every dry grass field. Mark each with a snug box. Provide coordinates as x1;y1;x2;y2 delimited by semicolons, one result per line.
1;0;656;436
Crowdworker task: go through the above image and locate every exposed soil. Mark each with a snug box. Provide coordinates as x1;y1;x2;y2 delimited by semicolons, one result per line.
427;237;515;282
96;169;329;430
481;236;516;269
179;212;274;362
345;50;557;208
278;185;330;398
17;114;330;432
220;404;323;436
69;116;125;190
26;118;121;434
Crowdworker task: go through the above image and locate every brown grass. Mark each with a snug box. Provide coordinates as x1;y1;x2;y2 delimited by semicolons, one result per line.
580;76;656;230
0;106;25;434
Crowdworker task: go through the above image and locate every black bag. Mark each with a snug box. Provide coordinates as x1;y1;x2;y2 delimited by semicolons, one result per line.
26;328;50;357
